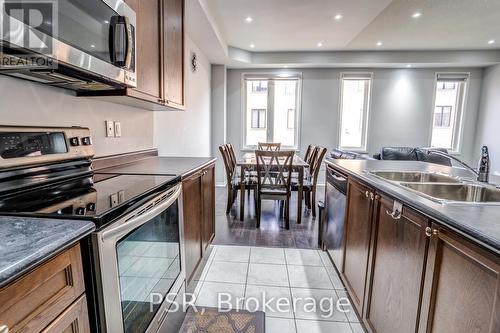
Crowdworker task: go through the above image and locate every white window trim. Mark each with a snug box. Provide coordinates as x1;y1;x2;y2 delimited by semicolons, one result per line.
241;72;303;151
337;72;373;153
429;72;470;155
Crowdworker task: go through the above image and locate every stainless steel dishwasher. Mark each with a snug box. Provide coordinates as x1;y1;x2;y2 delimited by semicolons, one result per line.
322;165;348;271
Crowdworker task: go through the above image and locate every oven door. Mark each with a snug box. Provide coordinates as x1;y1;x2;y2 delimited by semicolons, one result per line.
0;0;136;87
94;183;184;333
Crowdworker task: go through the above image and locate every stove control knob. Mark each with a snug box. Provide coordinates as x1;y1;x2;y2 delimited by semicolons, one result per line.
86;202;96;212
69;137;80;146
81;137;92;146
75;207;86;215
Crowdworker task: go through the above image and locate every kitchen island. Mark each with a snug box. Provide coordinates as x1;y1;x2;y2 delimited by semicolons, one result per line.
324;158;499;333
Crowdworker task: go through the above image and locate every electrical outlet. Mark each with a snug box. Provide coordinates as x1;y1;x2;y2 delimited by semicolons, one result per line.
105;120;115;137
114;122;122;137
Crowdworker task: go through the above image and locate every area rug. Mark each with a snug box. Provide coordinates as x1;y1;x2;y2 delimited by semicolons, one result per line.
179;306;265;333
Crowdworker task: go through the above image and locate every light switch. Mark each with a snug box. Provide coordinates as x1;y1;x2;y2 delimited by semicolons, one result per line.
114;122;122;137
105;120;115;137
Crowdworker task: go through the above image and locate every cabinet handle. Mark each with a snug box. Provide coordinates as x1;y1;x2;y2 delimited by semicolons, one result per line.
370;192;375;201
386;209;402;220
365;190;370;198
0;325;9;333
425;227;439;237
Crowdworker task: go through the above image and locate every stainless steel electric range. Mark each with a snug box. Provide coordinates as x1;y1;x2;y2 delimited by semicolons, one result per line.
0;126;185;333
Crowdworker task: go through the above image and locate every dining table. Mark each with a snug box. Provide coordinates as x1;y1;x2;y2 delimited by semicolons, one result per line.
236;152;310;225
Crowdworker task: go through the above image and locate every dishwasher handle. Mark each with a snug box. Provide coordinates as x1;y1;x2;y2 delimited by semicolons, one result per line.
326;167;347;195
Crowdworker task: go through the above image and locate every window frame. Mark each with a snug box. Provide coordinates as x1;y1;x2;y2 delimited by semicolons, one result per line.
241;73;303;151
251;109;266;129
433;106;452;127
337;72;373;152
429;72;469;154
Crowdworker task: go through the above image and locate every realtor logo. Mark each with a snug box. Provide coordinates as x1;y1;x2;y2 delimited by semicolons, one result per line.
0;0;57;68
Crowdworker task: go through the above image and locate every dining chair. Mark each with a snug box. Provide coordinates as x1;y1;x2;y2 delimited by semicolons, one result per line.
254;150;294;229
219;144;256;214
304;144;316;164
293;146;327;217
258;142;281;151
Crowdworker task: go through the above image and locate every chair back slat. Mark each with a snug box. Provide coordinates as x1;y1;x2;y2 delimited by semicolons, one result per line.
258;142;281;151
309;147;327;186
227;143;237;170
304;144;315;163
219;144;235;185
255;150;294;191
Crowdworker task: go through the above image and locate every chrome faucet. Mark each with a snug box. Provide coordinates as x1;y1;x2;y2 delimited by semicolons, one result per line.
426;146;490;182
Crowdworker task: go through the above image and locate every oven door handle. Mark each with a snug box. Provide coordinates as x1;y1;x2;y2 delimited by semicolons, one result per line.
100;183;182;241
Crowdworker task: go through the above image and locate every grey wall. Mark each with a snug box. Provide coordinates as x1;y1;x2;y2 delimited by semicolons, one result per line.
0;76;154;157
226;67;483;165
154;35;212;157
474;64;500;173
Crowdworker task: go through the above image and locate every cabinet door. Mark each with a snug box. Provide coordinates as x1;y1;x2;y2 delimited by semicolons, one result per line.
342;180;374;315
418;224;500;333
182;172;202;283
125;0;162;101
201;165;215;253
163;0;185;108
364;196;429;333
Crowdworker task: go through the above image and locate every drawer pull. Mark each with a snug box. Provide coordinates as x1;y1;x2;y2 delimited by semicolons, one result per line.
386;209;401;220
365;190;370;198
425;227;439;237
0;325;9;333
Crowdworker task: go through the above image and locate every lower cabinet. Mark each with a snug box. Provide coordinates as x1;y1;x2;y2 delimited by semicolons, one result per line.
182;163;215;284
343;180;375;315
418;223;500;333
332;169;500;333
0;244;89;333
364;195;429;333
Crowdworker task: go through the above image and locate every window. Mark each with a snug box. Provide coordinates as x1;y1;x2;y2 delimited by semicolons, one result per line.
244;75;301;148
251;109;266;128
430;73;469;151
434;106;452;127
338;73;372;151
287;109;295;129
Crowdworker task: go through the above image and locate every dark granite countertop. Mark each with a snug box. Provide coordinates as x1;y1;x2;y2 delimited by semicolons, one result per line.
97;156;216;179
325;158;500;255
0;216;95;288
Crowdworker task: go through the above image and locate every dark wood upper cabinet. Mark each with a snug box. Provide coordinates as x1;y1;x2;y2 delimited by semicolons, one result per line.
418;223;500;333
364;196;430;333
163;0;185;109
79;0;184;110
342;180;375;316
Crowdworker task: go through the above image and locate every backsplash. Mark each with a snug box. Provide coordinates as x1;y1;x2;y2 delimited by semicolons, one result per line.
0;75;154;157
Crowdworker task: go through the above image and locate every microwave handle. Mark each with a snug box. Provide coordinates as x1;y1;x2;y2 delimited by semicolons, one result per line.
108;15;132;69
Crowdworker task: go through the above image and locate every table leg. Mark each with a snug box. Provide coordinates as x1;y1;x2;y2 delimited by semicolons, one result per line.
240;166;245;221
297;167;303;224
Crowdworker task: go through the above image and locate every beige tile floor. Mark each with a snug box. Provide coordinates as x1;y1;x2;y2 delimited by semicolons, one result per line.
190;245;366;333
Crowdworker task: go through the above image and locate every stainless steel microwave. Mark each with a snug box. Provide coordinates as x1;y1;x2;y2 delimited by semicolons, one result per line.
0;0;136;91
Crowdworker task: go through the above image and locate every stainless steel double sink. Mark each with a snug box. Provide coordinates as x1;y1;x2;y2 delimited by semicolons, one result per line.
368;171;500;205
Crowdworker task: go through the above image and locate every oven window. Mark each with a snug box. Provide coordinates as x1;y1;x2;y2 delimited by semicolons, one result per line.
116;200;180;333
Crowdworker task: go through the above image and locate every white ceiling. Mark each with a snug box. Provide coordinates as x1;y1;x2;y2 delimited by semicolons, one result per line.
205;0;500;52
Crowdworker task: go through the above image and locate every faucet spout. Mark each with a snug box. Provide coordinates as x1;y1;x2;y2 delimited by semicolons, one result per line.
425;148;489;182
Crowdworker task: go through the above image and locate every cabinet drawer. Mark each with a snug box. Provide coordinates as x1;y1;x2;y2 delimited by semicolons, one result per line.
0;244;85;333
41;295;90;333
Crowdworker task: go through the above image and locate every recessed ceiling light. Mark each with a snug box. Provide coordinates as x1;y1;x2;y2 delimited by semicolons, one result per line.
90;44;95;48
488;39;495;44
376;41;383;46
406;64;412;68
317;42;323;47
284;65;289;68
104;20;109;24
245;16;253;23
412;12;422;18
250;43;255;48
334;14;343;20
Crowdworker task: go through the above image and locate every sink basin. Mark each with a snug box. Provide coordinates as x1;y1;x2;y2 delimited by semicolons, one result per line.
369;171;461;183
400;183;500;204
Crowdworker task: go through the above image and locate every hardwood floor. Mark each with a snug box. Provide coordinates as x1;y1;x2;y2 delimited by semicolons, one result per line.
213;186;324;249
